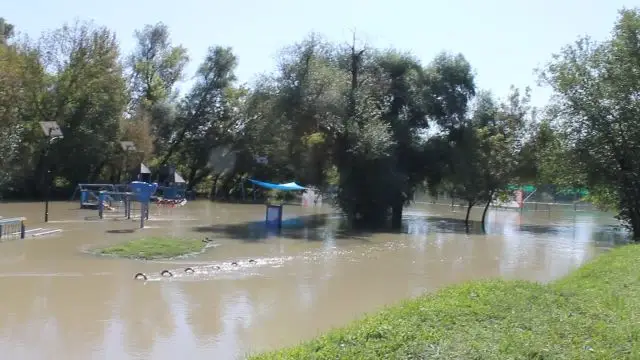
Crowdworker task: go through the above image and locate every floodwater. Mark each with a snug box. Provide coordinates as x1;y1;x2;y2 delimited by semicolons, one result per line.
0;200;627;359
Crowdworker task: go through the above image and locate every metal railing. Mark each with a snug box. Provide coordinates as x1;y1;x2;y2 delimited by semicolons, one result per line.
415;200;597;212
98;191;149;228
0;217;26;240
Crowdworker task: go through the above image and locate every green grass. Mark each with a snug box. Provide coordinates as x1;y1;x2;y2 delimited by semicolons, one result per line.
249;245;640;360
96;236;206;260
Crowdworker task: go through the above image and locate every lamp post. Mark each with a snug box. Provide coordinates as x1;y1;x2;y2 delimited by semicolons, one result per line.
119;141;137;184
39;122;64;223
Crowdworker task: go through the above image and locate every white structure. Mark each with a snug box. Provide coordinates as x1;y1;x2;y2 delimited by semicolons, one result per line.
301;188;322;207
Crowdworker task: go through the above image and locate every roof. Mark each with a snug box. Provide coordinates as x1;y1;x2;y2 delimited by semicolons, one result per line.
248;179;306;191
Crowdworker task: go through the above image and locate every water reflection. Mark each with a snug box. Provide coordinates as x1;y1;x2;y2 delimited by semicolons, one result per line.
0;200;631;359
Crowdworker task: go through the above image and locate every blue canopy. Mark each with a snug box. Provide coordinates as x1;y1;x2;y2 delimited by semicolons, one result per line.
248;179;307;191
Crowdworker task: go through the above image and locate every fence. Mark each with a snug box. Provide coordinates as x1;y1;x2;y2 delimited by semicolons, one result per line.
0;217;26;240
414;196;597;213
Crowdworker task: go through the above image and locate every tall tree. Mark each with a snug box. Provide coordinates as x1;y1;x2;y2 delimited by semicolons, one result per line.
128;22;189;107
273;34;342;186
422;87;532;229
168;46;241;190
335;48;476;228
0;20;29;193
0;17;15;45
29;21;128;189
127;23;189;155
540;8;640;239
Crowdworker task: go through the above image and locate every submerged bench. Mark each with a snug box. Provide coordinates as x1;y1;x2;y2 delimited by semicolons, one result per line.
0;217;26;240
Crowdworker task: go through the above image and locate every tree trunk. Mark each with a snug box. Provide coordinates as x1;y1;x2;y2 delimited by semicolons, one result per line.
629;202;640;240
464;201;474;228
186;166;198;191
391;197;403;230
481;191;495;233
631;217;640;240
187;169;211;192
89;161;106;183
208;173;219;200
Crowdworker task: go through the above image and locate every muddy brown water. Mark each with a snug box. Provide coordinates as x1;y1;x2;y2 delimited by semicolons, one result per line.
0;200;627;359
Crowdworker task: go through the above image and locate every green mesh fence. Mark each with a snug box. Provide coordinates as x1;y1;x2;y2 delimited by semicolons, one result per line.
506;185;589;196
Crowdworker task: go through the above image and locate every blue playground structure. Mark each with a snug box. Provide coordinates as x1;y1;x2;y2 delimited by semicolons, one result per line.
248;179;307;229
157;168;187;200
98;181;159;228
158;183;186;200
71;163;156;209
72;183;130;209
72;164;191;225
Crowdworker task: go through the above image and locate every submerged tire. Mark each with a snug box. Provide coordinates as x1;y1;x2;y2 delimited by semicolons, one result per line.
231;262;238;266
249;259;256;264
134;273;148;281
184;267;195;274
160;270;173;277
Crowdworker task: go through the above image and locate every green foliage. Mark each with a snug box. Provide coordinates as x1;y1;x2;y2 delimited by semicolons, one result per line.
128;22;189;107
96;236;206;260
539;8;640;238
426;87;533;225
0;18;14;44
250;245;640;359
336;87;398;225
302;132;325;148
582;185;619;212
2;10;639;236
0;42;29;192
126;23;189;156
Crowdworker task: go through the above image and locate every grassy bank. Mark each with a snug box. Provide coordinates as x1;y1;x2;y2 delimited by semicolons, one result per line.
250;245;640;359
96;236;206;260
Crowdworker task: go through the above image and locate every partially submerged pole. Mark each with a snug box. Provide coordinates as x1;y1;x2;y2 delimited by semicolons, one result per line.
98;191;105;219
140;202;145;229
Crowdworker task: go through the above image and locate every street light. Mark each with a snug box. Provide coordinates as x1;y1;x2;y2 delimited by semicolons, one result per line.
119;141;137;184
39;121;64;223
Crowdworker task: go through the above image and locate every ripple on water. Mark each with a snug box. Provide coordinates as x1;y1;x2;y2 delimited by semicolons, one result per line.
135;256;294;282
135;237;416;283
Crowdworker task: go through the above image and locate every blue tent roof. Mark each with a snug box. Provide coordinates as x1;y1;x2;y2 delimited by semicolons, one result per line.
248;179;307;191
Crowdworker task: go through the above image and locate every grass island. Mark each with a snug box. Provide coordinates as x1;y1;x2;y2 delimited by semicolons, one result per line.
250;245;640;359
96;236;206;260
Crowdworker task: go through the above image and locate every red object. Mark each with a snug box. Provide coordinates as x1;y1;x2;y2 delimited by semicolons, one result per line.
515;190;524;208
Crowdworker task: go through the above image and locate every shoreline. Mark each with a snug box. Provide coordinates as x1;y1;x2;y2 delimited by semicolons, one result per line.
250;245;637;359
93;236;211;261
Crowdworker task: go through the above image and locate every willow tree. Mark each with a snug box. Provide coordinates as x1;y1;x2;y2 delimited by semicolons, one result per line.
540;8;640;239
333;42;476;228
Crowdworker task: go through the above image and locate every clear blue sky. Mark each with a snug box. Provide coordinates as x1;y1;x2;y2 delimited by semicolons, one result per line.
5;0;635;108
